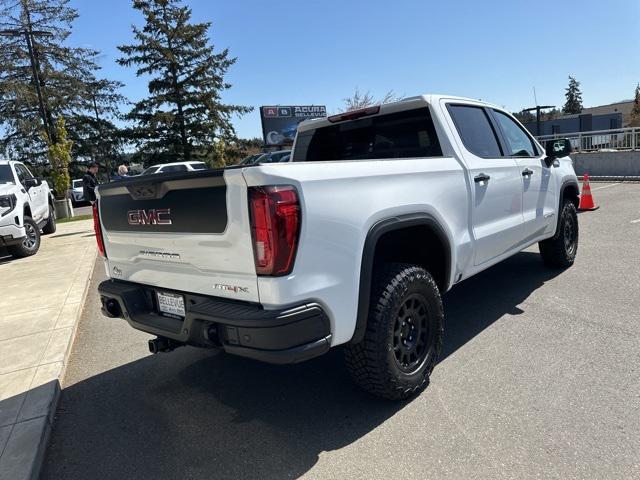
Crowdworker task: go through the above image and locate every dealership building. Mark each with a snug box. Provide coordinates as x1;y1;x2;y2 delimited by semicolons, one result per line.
523;99;634;136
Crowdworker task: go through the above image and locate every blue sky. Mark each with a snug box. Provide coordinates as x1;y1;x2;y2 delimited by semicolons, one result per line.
68;0;640;139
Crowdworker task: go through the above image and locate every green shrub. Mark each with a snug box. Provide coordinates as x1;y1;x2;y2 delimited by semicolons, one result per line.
45;118;73;199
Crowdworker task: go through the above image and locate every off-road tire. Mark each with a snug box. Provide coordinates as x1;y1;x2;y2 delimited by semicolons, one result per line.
8;216;41;258
345;264;444;400
42;203;57;234
539;199;579;268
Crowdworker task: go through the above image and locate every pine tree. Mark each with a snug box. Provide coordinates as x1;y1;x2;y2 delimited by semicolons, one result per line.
68;79;127;176
118;0;251;164
0;0;124;163
628;84;640;127
562;76;583;114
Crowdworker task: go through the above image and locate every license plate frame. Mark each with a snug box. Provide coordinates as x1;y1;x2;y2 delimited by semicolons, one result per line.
156;291;186;318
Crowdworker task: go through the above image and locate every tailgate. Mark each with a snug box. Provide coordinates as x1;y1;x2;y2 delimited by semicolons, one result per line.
97;168;259;302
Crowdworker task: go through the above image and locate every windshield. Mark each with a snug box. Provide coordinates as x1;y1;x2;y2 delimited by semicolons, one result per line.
72;179;83;189
0;165;14;183
141;166;159;175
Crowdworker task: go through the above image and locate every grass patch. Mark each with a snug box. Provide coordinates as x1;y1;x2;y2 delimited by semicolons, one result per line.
57;214;93;224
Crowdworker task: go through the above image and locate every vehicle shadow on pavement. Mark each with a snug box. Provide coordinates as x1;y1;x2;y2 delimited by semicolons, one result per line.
441;250;562;361
42;251;561;480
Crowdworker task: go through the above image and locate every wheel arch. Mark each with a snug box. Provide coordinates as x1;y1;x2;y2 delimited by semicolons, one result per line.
352;213;452;344
554;180;580;236
23;203;32;218
561;180;580;209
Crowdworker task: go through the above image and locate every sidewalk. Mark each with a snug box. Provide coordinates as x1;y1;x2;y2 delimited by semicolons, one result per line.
0;219;97;480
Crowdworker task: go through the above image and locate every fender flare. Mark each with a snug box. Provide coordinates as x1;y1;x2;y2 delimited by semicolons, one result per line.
553;179;580;236
352;213;452;344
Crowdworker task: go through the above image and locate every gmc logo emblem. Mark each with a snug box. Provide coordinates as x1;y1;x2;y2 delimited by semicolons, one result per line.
127;208;172;225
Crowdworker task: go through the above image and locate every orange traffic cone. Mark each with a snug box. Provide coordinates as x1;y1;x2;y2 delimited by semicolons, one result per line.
578;173;599;211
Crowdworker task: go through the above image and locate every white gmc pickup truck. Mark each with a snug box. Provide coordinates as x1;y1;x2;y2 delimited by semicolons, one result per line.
95;95;579;400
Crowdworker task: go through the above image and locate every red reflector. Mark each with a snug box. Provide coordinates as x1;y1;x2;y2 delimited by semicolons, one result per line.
327;105;380;123
93;202;106;258
248;186;300;276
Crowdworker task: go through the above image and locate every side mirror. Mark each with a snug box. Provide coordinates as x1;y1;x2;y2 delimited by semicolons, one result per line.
24;178;42;189
544;138;572;166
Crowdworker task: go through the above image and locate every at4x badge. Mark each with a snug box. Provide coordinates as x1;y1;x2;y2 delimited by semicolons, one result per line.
213;284;249;294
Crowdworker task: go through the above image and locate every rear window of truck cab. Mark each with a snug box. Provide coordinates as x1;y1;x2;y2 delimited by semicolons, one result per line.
292;107;442;162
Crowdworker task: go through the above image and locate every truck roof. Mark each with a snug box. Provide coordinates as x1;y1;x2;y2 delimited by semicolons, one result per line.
297;94;502;133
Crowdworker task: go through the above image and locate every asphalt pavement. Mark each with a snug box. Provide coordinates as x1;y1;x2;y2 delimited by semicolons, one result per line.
42;183;640;480
72;205;92;216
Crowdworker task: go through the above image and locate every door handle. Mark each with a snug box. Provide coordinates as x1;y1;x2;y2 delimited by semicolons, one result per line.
522;168;534;177
474;173;491;183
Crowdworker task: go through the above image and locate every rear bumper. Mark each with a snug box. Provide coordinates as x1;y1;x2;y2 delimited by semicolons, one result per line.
98;279;332;364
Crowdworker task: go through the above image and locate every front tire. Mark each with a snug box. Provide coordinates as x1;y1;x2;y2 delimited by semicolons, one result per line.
42;204;57;234
8;216;41;258
539;199;579;268
345;264;444;400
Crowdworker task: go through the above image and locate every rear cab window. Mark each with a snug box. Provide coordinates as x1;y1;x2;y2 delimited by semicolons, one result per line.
292;107;442;162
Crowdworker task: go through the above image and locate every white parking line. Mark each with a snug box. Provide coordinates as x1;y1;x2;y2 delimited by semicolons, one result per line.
591;183;620;191
631;218;640;224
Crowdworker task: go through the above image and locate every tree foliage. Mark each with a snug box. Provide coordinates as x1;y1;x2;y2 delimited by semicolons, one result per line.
341;88;403;112
0;0;125;163
562;76;583;114
513;110;535;124
628;84;640;127
45;116;72;198
117;0;251;164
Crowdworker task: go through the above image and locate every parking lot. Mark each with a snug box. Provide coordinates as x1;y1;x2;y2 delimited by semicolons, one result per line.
42;183;639;480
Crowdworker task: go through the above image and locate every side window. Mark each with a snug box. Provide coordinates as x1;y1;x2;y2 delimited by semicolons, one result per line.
14;165;29;185
14;166;24;185
493;110;538;157
22;165;34;179
448;105;502;158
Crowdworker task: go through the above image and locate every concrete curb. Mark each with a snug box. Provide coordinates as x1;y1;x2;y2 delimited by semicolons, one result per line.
578;175;640;182
0;244;97;480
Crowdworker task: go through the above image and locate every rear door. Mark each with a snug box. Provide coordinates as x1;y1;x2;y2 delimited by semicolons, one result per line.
97;168;260;303
491;109;557;238
444;103;524;265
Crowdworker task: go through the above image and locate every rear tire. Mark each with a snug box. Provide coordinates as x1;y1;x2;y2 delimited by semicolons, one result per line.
42;204;57;234
8;216;41;258
539;199;578;268
345;264;444;400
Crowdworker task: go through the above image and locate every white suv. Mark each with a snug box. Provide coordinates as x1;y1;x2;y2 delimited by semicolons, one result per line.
0;160;56;257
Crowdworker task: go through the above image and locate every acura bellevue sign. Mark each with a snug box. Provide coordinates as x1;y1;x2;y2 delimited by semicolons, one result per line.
260;105;327;146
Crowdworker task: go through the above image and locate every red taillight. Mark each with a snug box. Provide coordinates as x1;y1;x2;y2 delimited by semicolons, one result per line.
92;201;106;258
249;185;300;276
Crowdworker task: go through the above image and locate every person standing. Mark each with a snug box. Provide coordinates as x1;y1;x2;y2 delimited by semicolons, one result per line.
82;163;99;205
113;165;129;181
